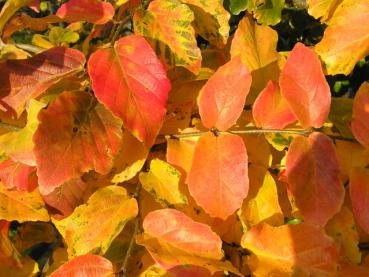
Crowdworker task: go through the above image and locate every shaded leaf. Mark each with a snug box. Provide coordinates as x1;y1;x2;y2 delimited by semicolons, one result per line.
139;159;187;207
0;0;32;34
350;167;369;234
134;0;202;73
315;0;369;75
242;223;340;276
34;91;122;195
49;254;114;277
307;0;342;22
252;80;296;129
0;47;85;115
229;0;248;15
54;186;137;257
280;43;331;128
198;56;252;131
0;183;49;222
285;132;344;226
88;35;170;147
56;0;115;24
230;16;278;71
187;132;249;219
329;97;354;139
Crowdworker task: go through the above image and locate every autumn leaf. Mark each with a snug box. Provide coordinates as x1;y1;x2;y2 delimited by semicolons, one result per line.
180;0;230;48
53;186;137;257
137;208;239;274
198;56;252;131
34;91;123;195
244;0;285;26
252;80;296;129
139;159;187;207
351;82;369;148
285;132;344;226
307;0;342;22
242;223;340;276
49;254;114;277
329;97;354;139
230;16;278;72
0;158;36;191
0;183;49;222
88;35;170;147
187;132;249;219
350;167;369;234
0;47;85;115
56;0;115;24
315;0;369;75
134;0;202;73
280;42;331;128
0;100;45;166
0;0;33;33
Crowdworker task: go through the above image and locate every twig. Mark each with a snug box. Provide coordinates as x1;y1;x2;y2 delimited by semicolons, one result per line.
111;13;131;44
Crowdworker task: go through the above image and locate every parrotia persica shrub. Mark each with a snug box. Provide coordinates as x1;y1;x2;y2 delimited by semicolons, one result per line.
1;0;369;276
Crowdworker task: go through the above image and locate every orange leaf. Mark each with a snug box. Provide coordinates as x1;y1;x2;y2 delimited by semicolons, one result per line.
351;82;369;148
198;56;252;131
187;132;249;219
34;91;122;195
350;167;369;234
0;47;85;115
242;223;340;276
252;80;296;129
88;35;170;147
49;254;114;277
56;0;115;24
285;132;344;226
280;43;330;128
0;159;36;191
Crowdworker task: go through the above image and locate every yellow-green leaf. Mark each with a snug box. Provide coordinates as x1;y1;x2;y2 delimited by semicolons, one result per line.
134;0;202;74
0;183;49;222
53;186;138;257
139;159;187;207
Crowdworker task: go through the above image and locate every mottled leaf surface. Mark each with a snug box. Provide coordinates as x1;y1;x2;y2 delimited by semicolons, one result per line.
351;82;369;148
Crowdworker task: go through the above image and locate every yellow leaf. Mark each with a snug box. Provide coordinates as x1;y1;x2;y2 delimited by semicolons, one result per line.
54;185;138;257
0;0;32;33
180;0;230;48
315;0;369;75
231;16;278;71
0;183;49;222
307;0;342;22
115;0;130;6
139;159;187;207
134;0;202;74
32;34;54;49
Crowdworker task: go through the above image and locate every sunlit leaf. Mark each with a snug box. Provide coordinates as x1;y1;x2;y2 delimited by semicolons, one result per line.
244;0;285;26
198;56;252;131
315;0;369;75
307;0;342;22
0;159;36;191
242;223;340;276
134;0;202;73
0;47;85;115
0;183;49;222
49;254;114;277
0;0;32;33
252;80;296;129
351;82;369;148
285;132;344;226
56;0;115;24
34;91;122;195
187;132;249;219
230;16;278;71
54;186;137;257
88;35;170;147
139;159;187;207
280;43;331;128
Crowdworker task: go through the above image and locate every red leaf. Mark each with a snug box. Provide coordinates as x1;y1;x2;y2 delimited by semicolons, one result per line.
187;132;249;219
0;159;36;192
351;82;369;148
0;47;85;115
88;35;170;147
34;91;122;195
280;43;330;128
285;132;344;226
350;167;369;233
198;56;251;131
252;80;296;129
56;0;115;24
49;254;114;277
